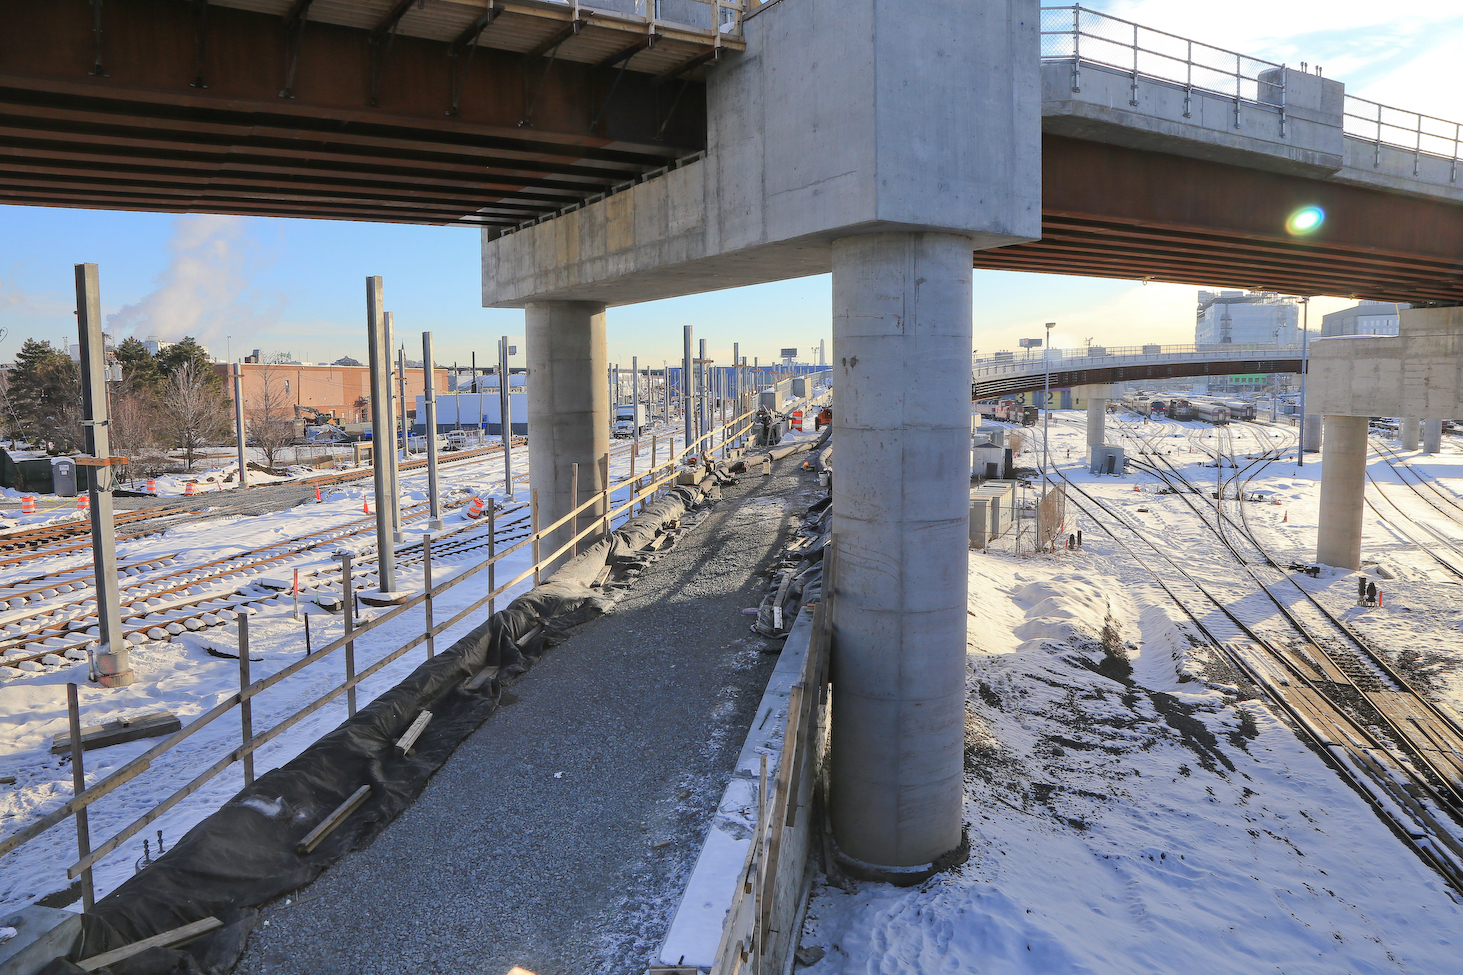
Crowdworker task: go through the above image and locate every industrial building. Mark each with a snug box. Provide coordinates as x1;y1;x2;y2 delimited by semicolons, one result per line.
1320;301;1405;337
1195;291;1301;346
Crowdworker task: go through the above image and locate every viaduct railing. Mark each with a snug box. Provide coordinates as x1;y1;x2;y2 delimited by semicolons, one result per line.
0;374;832;915
1040;5;1462;175
974;343;1294;378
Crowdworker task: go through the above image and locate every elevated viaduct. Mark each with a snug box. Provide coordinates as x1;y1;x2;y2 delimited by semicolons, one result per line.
4;0;1462;886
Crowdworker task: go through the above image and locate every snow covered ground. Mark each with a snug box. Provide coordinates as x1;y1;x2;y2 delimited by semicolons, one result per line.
800;409;1463;974
0;421;694;913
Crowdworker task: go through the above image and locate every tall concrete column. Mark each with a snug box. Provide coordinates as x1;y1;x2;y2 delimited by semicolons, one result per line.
1086;398;1107;447
1303;414;1323;453
1316;415;1369;570
830;232;972;877
527;301;608;572
1402;417;1420;451
1423;418;1443;454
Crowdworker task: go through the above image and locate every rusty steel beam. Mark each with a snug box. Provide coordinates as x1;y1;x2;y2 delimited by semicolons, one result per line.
0;0;704;225
981;135;1463;303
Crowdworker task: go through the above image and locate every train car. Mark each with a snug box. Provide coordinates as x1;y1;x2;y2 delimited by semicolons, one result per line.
1222;399;1257;421
1120;391;1151;415
1193;401;1231;424
1149;399;1168;416
1166;398;1194;420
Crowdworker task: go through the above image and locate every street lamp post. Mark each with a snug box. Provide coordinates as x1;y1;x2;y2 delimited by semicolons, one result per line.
1297;298;1310;467
1042;321;1055;488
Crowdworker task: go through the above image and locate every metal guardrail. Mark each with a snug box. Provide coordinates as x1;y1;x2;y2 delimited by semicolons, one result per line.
1039;5;1288;133
973;343;1295;377
1343;93;1462;181
1041;5;1462;177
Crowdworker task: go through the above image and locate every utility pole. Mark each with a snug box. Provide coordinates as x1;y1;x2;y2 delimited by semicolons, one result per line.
499;335;514;499
385;313;402;544
1043;322;1055;494
631;355;640;448
423;332;443;531
698;338;709;444
75;264;130;687
733;342;740;410
366;278;397;594
1298;297;1310;467
232;363;248;490
682;326;693;451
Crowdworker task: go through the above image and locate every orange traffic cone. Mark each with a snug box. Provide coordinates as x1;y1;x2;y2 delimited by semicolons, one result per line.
184;482;197;496
363;498;371;514
76;494;89;512
1283;510;1288;522
464;496;486;519
1133;484;1140;493
146;478;157;494
20;496;34;514
314;481;322;503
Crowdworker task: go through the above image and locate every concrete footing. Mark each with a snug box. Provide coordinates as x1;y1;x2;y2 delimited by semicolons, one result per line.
828;231;971;871
1402;417;1420;450
527;301;609;572
1424;418;1443;454
1316;415;1368;569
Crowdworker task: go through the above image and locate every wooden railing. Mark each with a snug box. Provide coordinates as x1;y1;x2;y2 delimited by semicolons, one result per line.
0;393;804;910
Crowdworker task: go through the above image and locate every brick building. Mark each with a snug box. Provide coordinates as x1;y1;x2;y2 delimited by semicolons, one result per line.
214;361;452;427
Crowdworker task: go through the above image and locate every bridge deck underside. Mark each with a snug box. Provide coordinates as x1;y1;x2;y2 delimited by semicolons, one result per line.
972;356;1305;399
0;0;715;226
974;137;1463;304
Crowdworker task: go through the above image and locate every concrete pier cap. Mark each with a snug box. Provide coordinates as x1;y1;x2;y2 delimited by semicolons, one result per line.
481;0;1041;881
1308;305;1463;568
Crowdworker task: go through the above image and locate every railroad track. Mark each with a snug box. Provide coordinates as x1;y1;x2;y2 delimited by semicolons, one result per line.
1043;442;1463;892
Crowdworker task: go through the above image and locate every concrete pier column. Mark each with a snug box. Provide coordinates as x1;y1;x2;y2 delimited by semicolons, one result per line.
1303;414;1323;453
1402;418;1420;451
527;300;608;572
1086;398;1108;447
1316;415;1369;570
829;232;972;878
1424;418;1443;454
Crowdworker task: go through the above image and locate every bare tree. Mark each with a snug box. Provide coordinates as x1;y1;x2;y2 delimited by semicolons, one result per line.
158;361;230;472
110;389;168;483
248;362;297;470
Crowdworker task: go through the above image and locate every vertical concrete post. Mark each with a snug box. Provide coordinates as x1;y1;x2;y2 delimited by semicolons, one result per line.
1086;398;1107;447
1402;418;1420;451
75;264;130;687
232;364;248;489
829;232;972;876
499;336;515;499
733;342;741;407
527;301;608;571
682;326;693;450
1316;415;1369;570
365;278;397;594
422;332;444;531
1423;418;1443;454
698;338;709;446
1303;414;1323;453
385;313;403;544
632;355;640;447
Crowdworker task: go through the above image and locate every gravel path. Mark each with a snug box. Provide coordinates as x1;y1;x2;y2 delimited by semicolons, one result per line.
233;454;821;975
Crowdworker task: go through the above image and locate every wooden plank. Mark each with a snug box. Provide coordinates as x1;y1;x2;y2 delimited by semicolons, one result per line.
464;665;500;692
51;711;181;755
1297;644;1352;686
394;710;433;758
758;682;804;950
77;916;223;972
295;785;372;856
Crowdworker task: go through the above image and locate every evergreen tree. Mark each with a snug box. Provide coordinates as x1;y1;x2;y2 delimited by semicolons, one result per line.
3;339;83;449
157;337;221;391
114;337;163;396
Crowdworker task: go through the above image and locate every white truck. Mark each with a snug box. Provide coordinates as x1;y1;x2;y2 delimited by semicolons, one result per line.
613;404;648;437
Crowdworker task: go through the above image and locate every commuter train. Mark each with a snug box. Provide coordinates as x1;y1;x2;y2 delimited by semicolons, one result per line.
1222;399;1257;421
1120;391;1152;415
1163;398;1194;421
1188;396;1232;424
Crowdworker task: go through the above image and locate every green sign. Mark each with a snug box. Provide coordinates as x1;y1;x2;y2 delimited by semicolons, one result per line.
1226;374;1266;384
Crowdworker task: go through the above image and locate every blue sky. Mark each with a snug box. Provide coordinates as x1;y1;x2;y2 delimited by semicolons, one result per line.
1;1;1456;371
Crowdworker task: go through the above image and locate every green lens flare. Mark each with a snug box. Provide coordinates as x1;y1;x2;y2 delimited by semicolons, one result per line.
1286;206;1325;235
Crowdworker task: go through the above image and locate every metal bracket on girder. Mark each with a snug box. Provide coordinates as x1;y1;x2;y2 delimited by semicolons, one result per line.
88;0;108;77
589;34;656;134
519;16;590;128
278;0;316;98
446;6;501;116
368;0;421;107
189;0;210;89
653;48;719;140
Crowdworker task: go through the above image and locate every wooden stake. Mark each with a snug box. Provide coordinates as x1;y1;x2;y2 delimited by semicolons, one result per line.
570;463;579;558
295;784;371;855
394;710;433;757
66;682;94;913
341;552;356;717
77;917;223;972
601;452;611;539
487;498;497;615
423;534;434;658
239;615;254;787
531;488;542;587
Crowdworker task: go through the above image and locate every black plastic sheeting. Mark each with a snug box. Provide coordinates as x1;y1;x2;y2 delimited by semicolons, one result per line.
36;474;727;975
752;496;832;640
